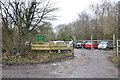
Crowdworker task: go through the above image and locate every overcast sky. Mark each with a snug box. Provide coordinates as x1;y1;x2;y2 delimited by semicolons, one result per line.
2;0;119;27
51;0;119;27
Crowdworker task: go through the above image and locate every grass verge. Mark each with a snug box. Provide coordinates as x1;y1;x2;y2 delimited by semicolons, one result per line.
110;56;120;68
2;52;74;66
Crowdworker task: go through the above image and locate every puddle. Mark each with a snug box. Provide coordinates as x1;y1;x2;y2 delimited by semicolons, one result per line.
75;58;87;65
97;62;100;63
107;68;118;76
25;72;30;74
64;65;70;69
107;68;118;73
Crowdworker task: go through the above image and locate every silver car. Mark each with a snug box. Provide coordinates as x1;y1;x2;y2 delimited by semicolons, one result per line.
98;41;114;50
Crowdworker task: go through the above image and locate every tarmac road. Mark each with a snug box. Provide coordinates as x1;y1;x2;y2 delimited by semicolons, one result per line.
2;49;118;78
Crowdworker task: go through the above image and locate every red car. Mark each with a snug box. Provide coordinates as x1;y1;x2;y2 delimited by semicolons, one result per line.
85;41;98;49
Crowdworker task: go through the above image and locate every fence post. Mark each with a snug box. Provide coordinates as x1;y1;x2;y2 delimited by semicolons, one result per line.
117;40;119;56
113;34;115;50
49;41;51;53
91;36;93;50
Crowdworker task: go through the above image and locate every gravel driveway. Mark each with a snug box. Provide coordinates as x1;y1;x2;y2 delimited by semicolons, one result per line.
2;49;118;78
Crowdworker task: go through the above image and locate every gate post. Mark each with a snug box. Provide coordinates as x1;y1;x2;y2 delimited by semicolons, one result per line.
91;36;93;50
117;40;119;56
113;34;115;50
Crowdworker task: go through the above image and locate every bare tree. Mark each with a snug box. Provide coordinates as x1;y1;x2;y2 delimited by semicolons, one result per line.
37;22;56;41
55;24;74;40
0;2;15;54
0;0;58;54
89;0;118;40
118;1;120;39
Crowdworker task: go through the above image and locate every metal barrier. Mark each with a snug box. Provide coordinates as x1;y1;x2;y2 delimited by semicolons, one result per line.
31;41;73;52
117;40;120;56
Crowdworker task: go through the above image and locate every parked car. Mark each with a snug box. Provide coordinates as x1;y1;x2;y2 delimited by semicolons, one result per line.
81;41;87;48
75;42;82;49
52;41;73;52
85;41;98;49
98;41;114;50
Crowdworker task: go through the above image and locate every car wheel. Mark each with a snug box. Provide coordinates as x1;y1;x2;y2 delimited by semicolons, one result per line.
106;47;109;50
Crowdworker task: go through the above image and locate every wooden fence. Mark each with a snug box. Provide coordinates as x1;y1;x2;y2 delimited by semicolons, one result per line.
31;41;73;51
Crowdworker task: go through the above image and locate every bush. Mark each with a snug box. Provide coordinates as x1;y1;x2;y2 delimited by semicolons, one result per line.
111;56;120;67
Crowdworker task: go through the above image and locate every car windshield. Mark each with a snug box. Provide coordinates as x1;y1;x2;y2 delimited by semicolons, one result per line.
86;43;92;45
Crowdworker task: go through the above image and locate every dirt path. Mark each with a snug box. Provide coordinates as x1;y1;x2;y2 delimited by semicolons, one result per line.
2;49;118;78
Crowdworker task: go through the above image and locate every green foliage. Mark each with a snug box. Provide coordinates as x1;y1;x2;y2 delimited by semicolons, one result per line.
111;56;120;67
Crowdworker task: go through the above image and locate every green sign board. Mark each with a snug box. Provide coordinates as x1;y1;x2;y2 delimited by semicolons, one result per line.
36;35;46;42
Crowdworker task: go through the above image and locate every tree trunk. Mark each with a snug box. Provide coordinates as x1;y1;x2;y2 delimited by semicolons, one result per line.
118;1;120;39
